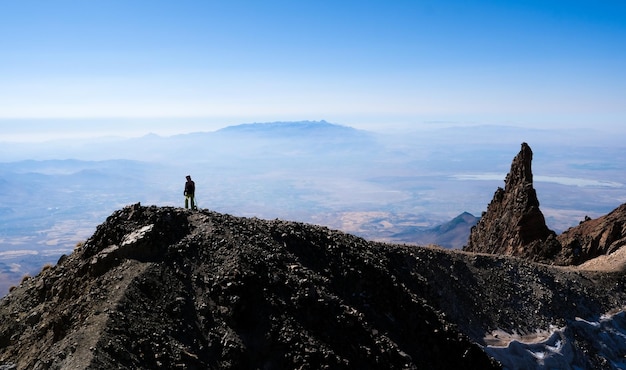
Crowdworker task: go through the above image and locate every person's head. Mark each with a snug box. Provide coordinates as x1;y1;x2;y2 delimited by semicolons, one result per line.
186;175;191;181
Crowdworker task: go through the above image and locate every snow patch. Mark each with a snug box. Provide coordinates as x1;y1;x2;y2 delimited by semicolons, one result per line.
484;310;626;369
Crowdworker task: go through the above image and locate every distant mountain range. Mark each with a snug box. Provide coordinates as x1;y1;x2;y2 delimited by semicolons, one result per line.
216;120;372;138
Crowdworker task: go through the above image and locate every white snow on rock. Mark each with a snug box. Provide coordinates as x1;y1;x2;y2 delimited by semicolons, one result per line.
484;310;626;369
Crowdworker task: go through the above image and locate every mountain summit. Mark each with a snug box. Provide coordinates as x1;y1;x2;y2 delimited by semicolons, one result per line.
464;143;560;260
0;204;496;369
1;203;626;369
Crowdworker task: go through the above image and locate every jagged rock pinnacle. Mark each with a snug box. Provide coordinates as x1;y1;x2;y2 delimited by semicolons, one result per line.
504;142;533;192
464;143;561;261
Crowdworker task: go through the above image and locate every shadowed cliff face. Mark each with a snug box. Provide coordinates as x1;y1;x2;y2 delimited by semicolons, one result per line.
556;203;626;265
464;143;561;261
1;204;625;369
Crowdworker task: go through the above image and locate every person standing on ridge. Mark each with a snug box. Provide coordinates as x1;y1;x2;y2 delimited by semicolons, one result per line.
184;175;196;210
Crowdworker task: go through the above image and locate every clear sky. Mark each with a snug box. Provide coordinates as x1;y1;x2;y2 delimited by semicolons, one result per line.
1;0;625;139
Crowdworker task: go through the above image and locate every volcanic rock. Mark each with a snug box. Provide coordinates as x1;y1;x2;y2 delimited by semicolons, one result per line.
1;204;625;369
555;203;626;265
0;204;497;370
464;143;561;261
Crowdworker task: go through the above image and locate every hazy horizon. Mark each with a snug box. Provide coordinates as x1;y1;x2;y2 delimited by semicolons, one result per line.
1;118;625;144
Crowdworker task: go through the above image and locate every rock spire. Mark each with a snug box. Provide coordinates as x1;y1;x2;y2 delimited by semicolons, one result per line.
464;143;560;261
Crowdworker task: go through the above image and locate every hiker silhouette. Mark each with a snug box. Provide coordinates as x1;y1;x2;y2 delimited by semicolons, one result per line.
184;175;196;210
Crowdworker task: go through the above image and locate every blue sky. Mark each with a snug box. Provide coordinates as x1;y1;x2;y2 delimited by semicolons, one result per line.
1;0;625;139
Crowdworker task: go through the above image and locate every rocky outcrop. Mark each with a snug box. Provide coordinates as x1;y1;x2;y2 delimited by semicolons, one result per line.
464;143;561;261
555;203;626;265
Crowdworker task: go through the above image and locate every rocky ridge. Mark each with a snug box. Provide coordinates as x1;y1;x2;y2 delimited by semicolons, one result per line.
556;203;626;265
0;204;497;369
0;203;625;369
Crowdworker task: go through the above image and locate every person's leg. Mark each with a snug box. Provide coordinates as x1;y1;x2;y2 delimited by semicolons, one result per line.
185;196;189;209
191;196;196;209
